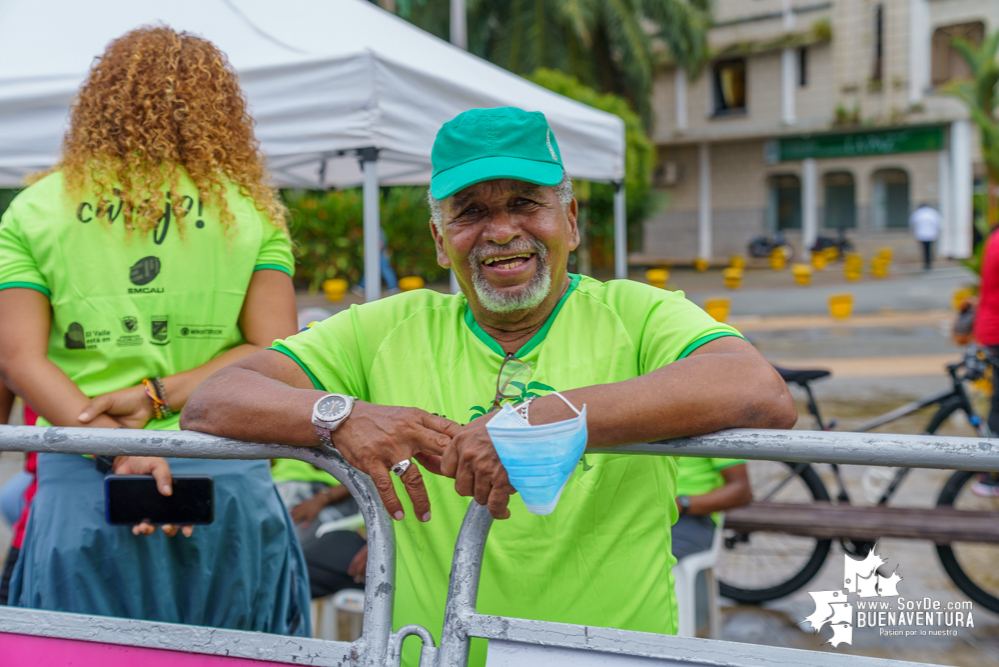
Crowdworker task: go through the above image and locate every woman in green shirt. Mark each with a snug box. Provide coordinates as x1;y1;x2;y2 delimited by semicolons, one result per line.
0;27;309;633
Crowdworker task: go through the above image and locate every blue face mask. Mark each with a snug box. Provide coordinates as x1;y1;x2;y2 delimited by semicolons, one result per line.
486;393;587;515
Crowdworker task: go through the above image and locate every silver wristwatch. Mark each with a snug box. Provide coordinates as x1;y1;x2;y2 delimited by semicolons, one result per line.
312;394;356;445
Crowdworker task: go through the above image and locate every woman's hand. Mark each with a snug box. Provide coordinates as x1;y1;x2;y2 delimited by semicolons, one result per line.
348;543;368;584
112;456;194;538
78;385;155;430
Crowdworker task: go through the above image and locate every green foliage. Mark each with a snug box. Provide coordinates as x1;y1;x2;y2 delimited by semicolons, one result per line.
811;18;832;43
284;187;444;291
528;68;655;264
374;0;712;128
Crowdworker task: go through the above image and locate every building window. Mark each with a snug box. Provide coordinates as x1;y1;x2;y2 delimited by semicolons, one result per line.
871;169;910;229
766;174;802;230
798;47;808;87
823;172;856;230
872;4;884;83
712;59;746;116
932;22;985;87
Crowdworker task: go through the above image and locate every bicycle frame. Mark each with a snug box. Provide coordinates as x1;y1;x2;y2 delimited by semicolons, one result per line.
3;425;998;666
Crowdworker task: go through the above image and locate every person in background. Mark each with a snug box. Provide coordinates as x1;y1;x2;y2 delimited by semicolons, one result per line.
673;458;751;560
0;404;38;605
972;223;999;496
0;26;309;631
354;226;399;295
0;380;11;424
909;203;942;271
272;458;368;598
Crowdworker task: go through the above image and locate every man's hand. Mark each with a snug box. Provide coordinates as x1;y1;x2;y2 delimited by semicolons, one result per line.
112;456;194;538
440;415;517;520
290;494;328;527
332;402;461;522
79;385;155;430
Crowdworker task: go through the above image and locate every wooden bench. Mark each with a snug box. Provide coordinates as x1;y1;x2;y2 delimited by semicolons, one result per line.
724;502;999;544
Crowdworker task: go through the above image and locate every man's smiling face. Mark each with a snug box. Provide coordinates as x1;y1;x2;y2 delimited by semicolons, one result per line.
431;178;579;316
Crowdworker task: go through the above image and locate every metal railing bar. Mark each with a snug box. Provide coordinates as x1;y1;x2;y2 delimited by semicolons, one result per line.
0;607;354;666
461;615;932;667
602;428;999;472
0;425;396;667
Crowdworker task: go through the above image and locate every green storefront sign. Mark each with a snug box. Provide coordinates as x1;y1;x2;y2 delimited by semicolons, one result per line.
775;125;944;162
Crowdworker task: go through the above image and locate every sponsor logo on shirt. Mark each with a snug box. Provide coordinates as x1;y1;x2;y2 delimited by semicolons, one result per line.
179;325;227;339
65;322;85;350
129;256;161;286
151;315;170;346
120;316;139;333
65;323;111;350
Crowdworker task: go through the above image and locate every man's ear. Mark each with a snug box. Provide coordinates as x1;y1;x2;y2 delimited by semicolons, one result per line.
429;219;451;269
566;198;580;251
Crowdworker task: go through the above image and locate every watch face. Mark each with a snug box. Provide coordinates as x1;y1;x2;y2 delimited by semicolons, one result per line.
317;395;348;422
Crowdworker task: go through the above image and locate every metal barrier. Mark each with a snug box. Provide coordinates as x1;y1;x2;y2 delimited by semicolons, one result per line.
1;425;996;666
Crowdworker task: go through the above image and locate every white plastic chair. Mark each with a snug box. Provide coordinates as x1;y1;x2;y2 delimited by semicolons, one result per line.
312;588;365;641
671;513;724;639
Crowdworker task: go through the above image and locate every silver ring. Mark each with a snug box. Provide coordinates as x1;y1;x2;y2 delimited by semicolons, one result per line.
391;459;411;477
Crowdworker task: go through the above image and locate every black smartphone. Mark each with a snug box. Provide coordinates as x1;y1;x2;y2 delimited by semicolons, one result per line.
105;474;215;526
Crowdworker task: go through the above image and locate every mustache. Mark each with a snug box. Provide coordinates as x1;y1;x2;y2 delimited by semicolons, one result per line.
468;238;549;266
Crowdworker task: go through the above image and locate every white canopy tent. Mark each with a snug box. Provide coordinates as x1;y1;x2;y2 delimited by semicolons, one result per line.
0;0;627;298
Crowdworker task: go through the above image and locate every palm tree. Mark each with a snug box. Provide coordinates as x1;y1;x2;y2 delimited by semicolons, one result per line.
376;0;712;127
945;29;999;227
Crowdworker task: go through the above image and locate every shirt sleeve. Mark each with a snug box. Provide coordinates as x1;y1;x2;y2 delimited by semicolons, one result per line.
0;203;50;296
253;210;294;276
711;458;746;471
628;286;744;374
270;305;371;399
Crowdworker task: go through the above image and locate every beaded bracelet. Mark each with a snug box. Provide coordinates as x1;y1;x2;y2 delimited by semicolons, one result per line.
142;377;173;420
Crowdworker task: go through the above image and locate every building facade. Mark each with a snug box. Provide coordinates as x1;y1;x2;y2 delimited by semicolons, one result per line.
643;0;996;264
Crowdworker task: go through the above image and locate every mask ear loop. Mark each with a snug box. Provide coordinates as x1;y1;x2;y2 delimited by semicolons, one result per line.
550;391;584;417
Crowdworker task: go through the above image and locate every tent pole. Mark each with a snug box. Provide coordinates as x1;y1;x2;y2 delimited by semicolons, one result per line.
359;147;381;302
613;181;627;280
450;0;467;50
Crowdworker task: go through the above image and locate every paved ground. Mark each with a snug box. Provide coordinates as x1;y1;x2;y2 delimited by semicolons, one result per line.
2;261;995;664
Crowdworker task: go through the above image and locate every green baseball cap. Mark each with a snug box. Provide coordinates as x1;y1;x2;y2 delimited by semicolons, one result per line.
430;107;565;200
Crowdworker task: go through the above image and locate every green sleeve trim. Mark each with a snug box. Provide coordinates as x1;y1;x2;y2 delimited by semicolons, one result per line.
269;343;326;391
253;263;293;276
462;273;582;359
677;332;744;360
0;281;50;297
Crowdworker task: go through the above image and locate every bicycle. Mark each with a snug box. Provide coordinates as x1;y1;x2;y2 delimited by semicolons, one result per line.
714;347;999;613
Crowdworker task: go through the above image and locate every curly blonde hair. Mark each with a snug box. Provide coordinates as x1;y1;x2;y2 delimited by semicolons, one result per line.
34;25;286;234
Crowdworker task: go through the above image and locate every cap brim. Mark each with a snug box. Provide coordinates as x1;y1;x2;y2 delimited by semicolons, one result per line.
430;156;564;200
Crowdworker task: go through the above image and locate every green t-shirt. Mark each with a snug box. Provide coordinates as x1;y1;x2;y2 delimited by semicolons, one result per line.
676;457;746;524
270;458;339;486
273;274;742;667
0;170;293;429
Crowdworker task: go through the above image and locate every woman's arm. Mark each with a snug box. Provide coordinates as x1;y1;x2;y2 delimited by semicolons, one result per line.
78;270;298;426
0;288;122;429
0;377;14;424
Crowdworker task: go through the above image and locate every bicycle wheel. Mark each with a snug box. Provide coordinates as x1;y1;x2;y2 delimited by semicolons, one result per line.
935;470;999;613
716;461;833;603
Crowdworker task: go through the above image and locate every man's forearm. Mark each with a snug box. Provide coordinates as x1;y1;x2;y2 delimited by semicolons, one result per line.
181;367;325;446
525;340;795;448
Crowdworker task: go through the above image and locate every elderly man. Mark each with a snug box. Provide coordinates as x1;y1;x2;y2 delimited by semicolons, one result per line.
183;107;796;666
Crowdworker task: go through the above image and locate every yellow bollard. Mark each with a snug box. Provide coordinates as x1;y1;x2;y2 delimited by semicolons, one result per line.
722;267;743;290
729;255;746;270
693;257;709;272
791;263;813;285
823;246;839;262
769;248;787;271
952;286;975;311
399;276;425;292
811;252;827;271
322;278;348;302
828;293;855;319
646;268;670;289
877;246;893;262
843;253;863;281
703;297;731;322
871;257;889;278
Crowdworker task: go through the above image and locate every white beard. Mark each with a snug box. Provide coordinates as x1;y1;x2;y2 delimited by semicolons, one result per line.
468;241;551;314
